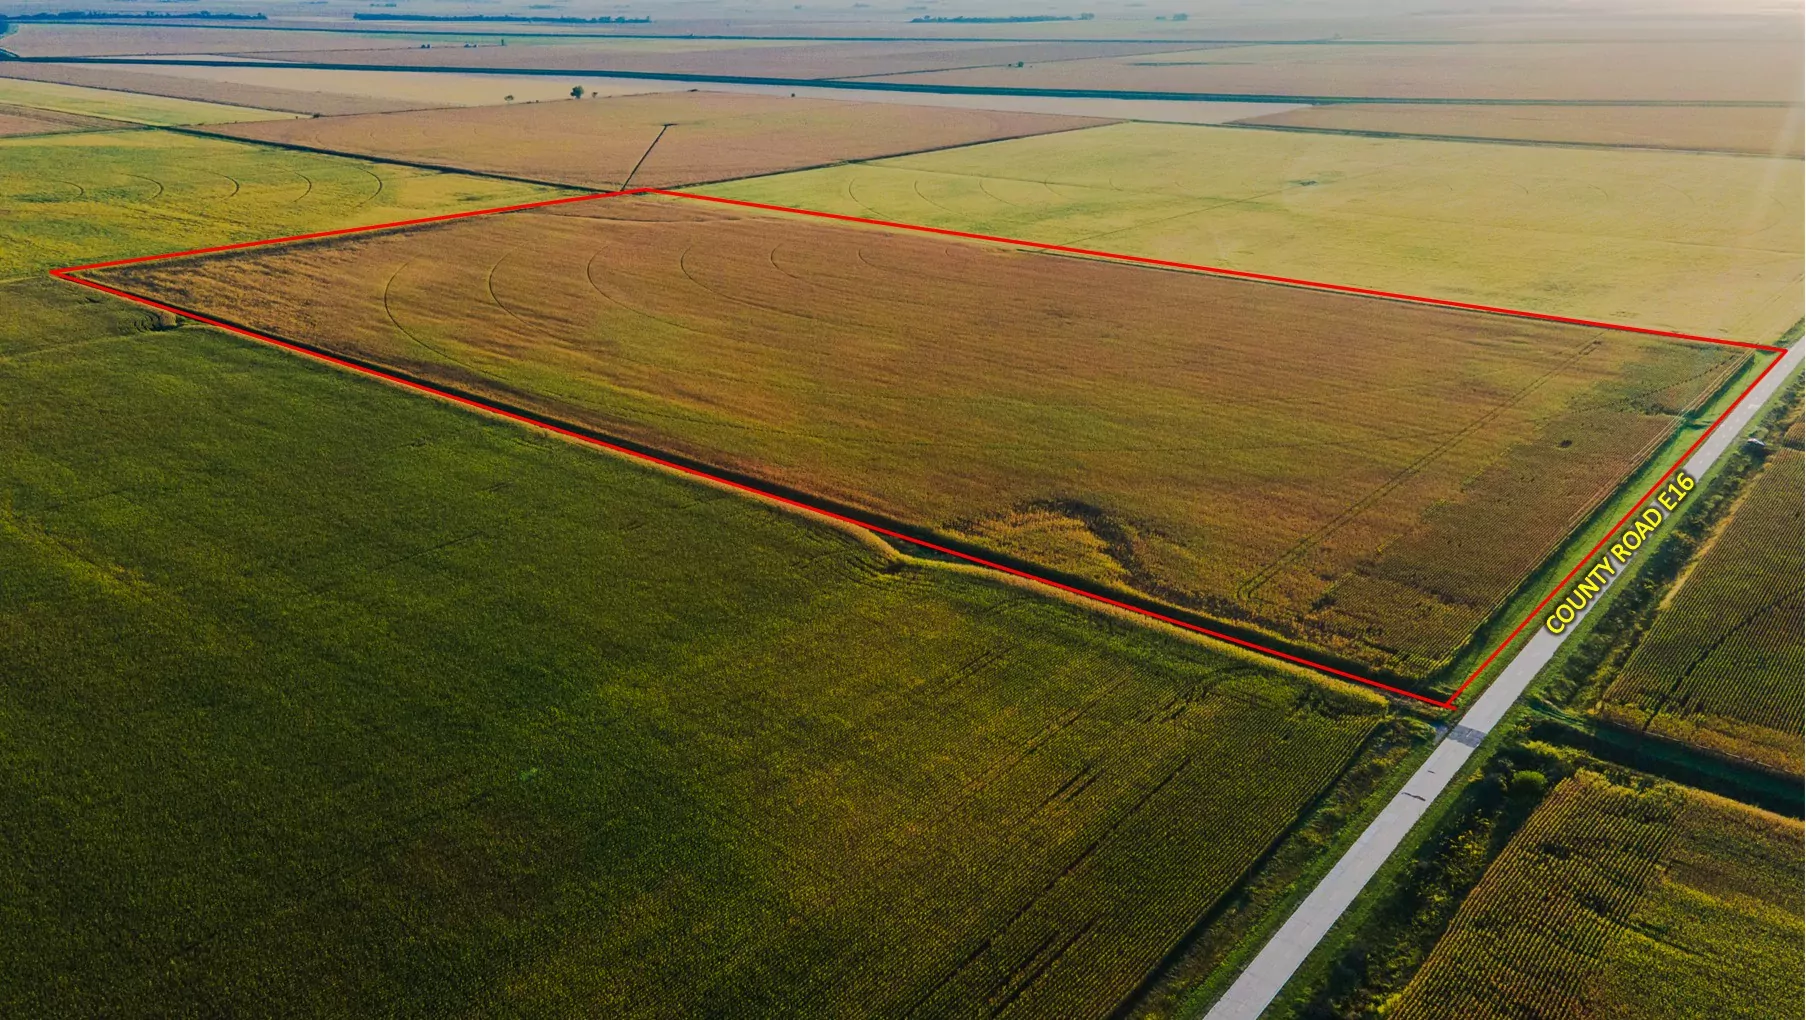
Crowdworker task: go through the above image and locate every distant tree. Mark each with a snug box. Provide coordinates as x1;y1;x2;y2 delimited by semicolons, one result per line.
570;85;584;99
504;94;514;102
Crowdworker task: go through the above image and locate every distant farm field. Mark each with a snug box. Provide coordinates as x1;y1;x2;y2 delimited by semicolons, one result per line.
868;39;1805;103
0;276;1392;1018
0;75;298;127
1236;104;1806;157
0;129;559;279
1387;771;1803;1020
0;23;452;57
93;195;1748;680
0;101;117;137
1600;447;1804;776
215;90;1108;190
264;38;1194;79
52;63;695;108
700;121;1805;342
0;62;435;117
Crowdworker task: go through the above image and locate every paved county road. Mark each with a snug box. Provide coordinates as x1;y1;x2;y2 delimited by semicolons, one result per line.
1204;344;1803;1020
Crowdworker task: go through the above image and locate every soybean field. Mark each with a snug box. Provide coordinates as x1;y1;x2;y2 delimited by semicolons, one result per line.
1386;771;1803;1020
1600;446;1805;776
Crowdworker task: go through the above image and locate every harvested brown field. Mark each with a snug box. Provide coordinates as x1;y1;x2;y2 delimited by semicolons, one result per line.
870;40;1805;102
215;90;1109;189
1237;104;1806;157
276;38;1199;78
0;101;116;136
0;62;428;117
93;195;1745;680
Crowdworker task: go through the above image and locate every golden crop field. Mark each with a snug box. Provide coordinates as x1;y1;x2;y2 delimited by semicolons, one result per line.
215;90;1108;189
91;195;1745;680
868;40;1805;103
1600;448;1804;776
1388;772;1803;1020
701;121;1805;342
1238;104;1806;158
0;129;559;281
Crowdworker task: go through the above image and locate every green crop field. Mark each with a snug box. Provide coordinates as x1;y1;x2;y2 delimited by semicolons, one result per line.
0;124;1406;1017
1386;771;1803;1020
698;121;1804;343
0;128;560;280
1599;447;1804;775
0;276;1391;1017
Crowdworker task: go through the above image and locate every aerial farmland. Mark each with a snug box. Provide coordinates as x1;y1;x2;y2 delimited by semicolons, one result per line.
0;2;1799;1019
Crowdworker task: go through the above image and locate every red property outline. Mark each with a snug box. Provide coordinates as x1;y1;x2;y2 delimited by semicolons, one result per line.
50;186;1788;710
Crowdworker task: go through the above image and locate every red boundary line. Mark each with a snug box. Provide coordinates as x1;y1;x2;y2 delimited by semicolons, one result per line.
48;185;1788;711
647;190;1790;354
1442;351;1788;703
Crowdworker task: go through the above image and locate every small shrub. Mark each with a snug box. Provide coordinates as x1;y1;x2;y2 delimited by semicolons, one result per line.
1508;770;1548;799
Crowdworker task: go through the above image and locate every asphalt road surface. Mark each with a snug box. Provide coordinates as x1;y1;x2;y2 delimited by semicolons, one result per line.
1204;343;1803;1020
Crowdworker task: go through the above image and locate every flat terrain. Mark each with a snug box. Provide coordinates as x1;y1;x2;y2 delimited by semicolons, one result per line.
216;90;1107;190
0;23;452;57
0;24;835;59
1237;104;1806;158
0;75;297;126
0;129;557;280
702;121;1805;342
0;101;117;137
277;38;1195;78
1600;447;1803;776
0;62;434;116
1386;771;1803;1019
0;274;1391;1019
95;195;1744;680
35;63;693;109
868;40;1805;102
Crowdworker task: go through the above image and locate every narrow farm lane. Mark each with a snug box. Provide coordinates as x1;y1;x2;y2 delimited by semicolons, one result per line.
1202;342;1803;1020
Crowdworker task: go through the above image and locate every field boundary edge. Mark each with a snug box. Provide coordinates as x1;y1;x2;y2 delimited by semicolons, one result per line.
49;185;1789;712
